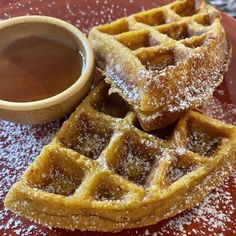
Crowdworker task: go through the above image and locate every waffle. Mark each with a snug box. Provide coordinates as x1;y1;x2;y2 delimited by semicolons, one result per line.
4;80;236;232
89;0;231;130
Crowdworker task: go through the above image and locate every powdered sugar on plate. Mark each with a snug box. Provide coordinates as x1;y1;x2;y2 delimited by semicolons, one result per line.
0;120;61;235
201;96;236;125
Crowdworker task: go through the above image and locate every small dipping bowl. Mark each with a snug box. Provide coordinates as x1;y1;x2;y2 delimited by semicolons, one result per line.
0;15;94;124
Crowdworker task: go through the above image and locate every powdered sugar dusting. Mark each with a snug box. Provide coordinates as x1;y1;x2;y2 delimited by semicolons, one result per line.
0;208;49;236
144;178;236;236
0;0;235;235
0;0;159;35
111;135;159;186
91;1;229;130
201;96;236;125
0;120;61;235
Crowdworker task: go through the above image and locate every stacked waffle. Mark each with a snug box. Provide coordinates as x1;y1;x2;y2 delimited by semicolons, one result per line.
4;0;236;232
89;0;231;130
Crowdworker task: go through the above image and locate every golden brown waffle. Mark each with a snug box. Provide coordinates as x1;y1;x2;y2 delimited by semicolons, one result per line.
4;80;236;232
89;0;231;130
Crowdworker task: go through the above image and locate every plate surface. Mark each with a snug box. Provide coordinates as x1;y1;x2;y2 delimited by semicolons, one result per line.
0;1;236;236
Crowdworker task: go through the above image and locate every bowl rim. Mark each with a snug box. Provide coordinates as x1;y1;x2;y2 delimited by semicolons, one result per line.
0;15;94;111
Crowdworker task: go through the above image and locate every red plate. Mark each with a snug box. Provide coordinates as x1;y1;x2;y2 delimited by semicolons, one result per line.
0;1;235;236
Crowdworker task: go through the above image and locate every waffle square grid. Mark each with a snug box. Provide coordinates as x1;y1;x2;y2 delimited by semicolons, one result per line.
89;0;231;130
4;80;236;231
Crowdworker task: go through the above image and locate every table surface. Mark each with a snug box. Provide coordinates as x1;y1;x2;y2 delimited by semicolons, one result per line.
207;0;236;18
0;1;236;236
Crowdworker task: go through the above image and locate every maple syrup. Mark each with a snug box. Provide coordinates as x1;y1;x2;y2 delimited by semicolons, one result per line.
0;36;84;102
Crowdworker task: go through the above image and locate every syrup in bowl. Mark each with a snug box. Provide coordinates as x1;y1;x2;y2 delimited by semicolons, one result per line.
0;35;84;102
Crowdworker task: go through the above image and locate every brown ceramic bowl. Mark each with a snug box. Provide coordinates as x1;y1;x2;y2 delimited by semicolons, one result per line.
0;15;94;124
